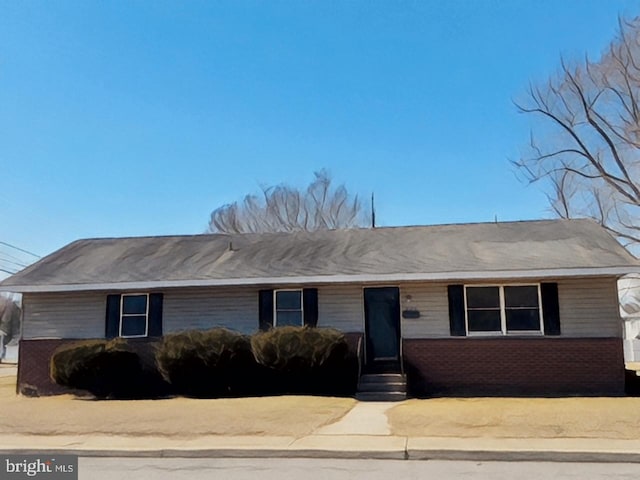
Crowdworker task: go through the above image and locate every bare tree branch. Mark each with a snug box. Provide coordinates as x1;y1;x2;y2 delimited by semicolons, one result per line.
208;170;369;233
516;17;640;251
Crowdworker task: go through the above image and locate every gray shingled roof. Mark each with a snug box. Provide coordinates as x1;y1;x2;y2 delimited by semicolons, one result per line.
1;219;639;292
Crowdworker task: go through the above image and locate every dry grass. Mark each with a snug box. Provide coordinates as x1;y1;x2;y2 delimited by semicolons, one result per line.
7;370;640;441
388;398;640;439
0;376;355;437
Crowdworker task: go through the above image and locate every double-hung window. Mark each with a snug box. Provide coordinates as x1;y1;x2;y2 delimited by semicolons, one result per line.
465;285;543;335
274;290;303;327
119;293;149;338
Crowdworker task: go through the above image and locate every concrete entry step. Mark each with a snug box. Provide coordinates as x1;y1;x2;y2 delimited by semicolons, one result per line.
355;391;407;402
357;373;407;402
358;382;405;392
359;373;406;383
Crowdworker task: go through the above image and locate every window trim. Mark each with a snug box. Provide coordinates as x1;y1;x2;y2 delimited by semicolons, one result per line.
273;289;304;327
463;284;544;336
119;293;149;338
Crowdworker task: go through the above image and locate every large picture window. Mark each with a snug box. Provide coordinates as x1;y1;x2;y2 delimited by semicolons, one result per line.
465;285;542;335
120;293;149;337
274;290;303;327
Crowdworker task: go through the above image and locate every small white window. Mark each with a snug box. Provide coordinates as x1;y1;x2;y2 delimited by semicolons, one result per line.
274;290;303;327
465;285;542;335
504;286;542;332
120;294;149;338
466;286;502;332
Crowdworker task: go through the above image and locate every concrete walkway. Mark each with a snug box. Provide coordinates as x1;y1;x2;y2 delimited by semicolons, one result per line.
315;402;393;436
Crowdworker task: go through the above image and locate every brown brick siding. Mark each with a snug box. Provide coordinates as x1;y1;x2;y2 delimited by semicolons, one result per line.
17;338;163;397
18;334;365;397
18;335;624;397
18;339;72;396
403;337;625;397
343;332;363;352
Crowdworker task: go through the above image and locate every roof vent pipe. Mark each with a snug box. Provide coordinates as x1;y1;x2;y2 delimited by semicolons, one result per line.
371;192;376;229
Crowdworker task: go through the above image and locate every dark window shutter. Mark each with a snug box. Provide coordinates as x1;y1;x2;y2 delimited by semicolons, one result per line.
259;289;274;331
448;285;466;336
148;293;163;337
541;282;561;335
105;294;121;338
303;288;318;327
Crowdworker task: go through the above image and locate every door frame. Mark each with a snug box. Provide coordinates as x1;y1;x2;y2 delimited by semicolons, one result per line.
362;286;402;373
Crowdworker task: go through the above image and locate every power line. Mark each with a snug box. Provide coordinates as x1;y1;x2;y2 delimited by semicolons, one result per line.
0;268;16;275
0;257;28;269
0;241;40;258
0;249;31;264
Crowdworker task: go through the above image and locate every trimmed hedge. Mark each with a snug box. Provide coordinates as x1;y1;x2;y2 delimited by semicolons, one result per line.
251;326;357;395
155;328;255;397
51;326;358;399
50;338;143;398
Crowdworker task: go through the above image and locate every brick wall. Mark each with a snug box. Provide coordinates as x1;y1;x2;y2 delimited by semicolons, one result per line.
18;339;72;396
17;338;164;397
343;332;363;352
403;337;625;397
18;333;365;397
18;335;624;397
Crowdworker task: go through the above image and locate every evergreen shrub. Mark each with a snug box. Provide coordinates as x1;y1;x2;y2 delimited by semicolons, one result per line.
50;338;142;398
251;326;357;395
155;328;255;397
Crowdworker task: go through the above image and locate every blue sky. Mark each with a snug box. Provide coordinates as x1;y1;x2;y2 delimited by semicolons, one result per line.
0;0;637;276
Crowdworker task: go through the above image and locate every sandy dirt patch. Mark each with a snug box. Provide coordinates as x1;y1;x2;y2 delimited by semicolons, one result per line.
0;376;355;437
388;398;640;439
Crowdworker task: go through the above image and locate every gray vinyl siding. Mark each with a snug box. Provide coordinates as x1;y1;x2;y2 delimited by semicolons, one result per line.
22;292;105;339
163;287;259;334
317;283;452;335
165;286;367;334
557;277;621;337
165;285;365;334
20;276;621;340
399;278;621;338
165;285;366;334
317;285;363;331
400;283;450;338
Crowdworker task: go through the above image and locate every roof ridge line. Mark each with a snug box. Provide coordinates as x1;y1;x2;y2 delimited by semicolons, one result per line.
66;218;584;243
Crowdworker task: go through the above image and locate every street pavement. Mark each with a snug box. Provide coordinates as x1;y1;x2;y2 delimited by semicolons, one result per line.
80;458;640;480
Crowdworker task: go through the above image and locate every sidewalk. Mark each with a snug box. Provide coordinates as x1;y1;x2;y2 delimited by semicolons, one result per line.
0;364;17;377
3;402;640;462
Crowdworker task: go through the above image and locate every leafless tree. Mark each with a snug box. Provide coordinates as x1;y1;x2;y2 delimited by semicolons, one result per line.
515;17;640;251
208;170;369;233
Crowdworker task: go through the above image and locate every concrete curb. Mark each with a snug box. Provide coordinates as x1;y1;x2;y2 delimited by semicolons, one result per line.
2;447;640;463
0;448;407;460
3;432;640;462
407;449;640;463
